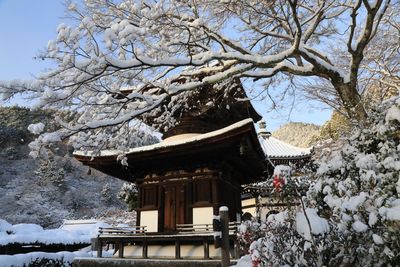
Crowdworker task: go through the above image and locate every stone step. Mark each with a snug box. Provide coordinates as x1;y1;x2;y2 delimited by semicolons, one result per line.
72;257;237;267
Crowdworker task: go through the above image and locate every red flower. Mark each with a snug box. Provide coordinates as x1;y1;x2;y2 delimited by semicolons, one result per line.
273;175;285;192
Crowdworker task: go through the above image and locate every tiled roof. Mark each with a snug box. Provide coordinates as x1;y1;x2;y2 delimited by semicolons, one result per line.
258;136;312;159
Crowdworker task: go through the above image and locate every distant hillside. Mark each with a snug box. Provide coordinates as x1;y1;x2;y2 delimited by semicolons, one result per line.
0;106;134;228
272;122;320;148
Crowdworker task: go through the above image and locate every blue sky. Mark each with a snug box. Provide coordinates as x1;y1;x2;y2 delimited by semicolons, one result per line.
0;0;64;80
0;0;331;131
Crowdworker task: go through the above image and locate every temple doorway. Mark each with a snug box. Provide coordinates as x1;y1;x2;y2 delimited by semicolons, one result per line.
163;185;186;231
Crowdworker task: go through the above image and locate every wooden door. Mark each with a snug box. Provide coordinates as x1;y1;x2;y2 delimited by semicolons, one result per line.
163;185;185;231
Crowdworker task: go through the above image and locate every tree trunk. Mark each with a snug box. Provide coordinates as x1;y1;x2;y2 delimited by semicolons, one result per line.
334;83;368;122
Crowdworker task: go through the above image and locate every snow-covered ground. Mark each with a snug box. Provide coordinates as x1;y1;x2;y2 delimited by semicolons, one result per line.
0;219;109;246
0;219;115;267
0;251;91;267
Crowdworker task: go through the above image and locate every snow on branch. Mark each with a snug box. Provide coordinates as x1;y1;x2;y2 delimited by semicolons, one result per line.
0;0;396;152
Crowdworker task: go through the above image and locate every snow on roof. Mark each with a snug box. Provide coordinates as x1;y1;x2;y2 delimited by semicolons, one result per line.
259;136;312;159
74;118;254;157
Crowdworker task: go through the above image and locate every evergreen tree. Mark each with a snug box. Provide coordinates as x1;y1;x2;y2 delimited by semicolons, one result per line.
35;158;65;188
101;183;113;203
117;183;138;211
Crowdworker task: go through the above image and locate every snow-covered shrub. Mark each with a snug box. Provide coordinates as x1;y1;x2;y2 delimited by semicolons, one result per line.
239;166;329;266
240;97;400;266
22;257;70;267
101;183;113;203
0;250;91;267
34;158;66;188
237;220;265;257
305;96;400;266
117;182;138;211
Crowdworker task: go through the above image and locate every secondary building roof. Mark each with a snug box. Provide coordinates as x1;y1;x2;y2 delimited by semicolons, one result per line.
258;136;313;159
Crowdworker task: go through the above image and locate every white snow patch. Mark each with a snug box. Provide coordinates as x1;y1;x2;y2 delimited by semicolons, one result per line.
355;154;377;170
342;192;368;212
379;204;400;220
369;211;378;227
267;211;288;224
231;254;252;267
352;221;368;232
385;105;400;122
373;234;384;245
27;123;45;135
296;208;329;240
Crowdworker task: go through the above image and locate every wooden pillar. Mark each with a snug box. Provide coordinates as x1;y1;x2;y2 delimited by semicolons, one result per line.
97;239;102;258
118;240;124;258
203;238;210;259
142;239;148;259
220;206;230;267
234;238;240;259
175;239;181;259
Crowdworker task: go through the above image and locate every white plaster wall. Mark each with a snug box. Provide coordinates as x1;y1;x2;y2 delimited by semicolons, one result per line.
140;210;158;232
241;198;256;207
242;207;256;216
123;244;230;259
192;207;214;226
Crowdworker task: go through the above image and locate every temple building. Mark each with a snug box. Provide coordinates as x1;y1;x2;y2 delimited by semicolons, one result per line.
74;77;273;235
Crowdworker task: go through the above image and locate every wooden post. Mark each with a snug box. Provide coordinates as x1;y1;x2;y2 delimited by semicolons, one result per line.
175;239;181;259
203;238;210;259
142;239;148;259
118;240;124;258
97;239;102;258
220;206;230;267
234;238;240;259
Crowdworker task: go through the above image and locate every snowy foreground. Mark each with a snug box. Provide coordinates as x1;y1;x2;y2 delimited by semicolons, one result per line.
0;251;91;267
0;218;259;267
0;219;112;267
0;219;109;246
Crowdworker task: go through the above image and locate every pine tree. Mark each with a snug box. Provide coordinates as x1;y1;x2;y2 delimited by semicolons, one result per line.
35;158;65;188
101;183;113;203
117;183;138;211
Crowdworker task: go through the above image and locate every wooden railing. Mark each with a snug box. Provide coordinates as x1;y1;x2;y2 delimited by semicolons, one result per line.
95;222;240;260
176;222;240;234
98;226;147;236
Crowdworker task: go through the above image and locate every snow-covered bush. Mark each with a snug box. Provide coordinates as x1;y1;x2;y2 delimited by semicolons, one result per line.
117;182;138;211
34;158;65;188
0;251;91;267
305;96;400;266
21;257;70;267
237;220;266;257
240;97;400;267
101;183;112;203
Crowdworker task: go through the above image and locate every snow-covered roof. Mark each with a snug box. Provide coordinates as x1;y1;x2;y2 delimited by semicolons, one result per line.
74;118;271;183
259;136;312;159
74;118;254;157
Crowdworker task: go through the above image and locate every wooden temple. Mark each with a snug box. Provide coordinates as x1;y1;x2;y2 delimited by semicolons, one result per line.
74;78;272;236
